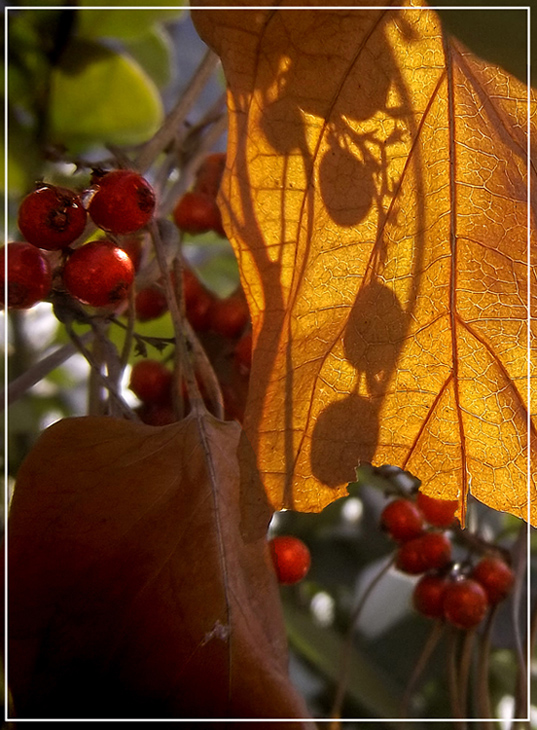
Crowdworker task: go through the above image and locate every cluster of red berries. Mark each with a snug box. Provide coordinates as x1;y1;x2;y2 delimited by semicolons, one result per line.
129;292;252;425
381;492;514;629
3;169;155;309
268;535;311;585
133;153;229;325
129;264;252;425
173;153;226;238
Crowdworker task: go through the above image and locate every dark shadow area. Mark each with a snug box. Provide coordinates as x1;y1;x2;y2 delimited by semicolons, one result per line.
310;392;380;486
310;280;406;486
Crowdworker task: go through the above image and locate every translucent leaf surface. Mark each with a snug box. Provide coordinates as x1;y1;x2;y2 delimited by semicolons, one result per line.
192;3;536;524
8;414;310;721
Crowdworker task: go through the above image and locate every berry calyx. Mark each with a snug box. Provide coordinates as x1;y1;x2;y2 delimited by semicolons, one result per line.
173;191;224;236
269;535;311;585
1;243;52;309
413;574;449;620
135;286;168;321
471;556;514;605
380;498;424;543
396;532;452;574
416;491;459;528
62;240;134;307
129;360;173;405
88;170;156;235
18;185;87;250
443;578;489;629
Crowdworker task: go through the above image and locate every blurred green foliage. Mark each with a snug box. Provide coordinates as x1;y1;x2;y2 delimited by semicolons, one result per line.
6;6;184;196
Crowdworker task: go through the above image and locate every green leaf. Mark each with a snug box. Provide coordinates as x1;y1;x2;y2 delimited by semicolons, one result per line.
47;40;163;151
76;5;184;40
123;25;175;89
282;600;407;722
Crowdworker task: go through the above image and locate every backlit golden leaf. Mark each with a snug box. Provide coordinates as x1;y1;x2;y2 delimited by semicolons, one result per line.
8;414;310;721
192;3;536;524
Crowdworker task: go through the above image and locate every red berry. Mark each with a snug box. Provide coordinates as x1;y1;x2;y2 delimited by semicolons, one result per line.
129;360;173;405
179;268;214;331
413;574;449;619
88;170;156;235
18;185;87;250
62;240;134;307
1;243;52;309
471;556;514;605
416;491;459;528
208;290;250;339
234;331;252;374
135;286;168;321
380;498;424;542
173;191;224;236
194;152;226;198
443;579;489;629
269;536;311;585
396;532;452;575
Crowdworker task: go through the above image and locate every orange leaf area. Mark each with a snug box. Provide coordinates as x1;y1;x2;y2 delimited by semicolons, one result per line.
8;414;310;721
193;2;536;524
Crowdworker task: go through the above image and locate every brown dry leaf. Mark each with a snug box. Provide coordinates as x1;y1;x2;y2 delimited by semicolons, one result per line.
192;2;536;524
8;413;311;722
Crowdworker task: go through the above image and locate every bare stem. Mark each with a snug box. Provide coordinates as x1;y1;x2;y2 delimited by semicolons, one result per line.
447;626;465;726
476;608;496;723
400;620;445;718
171;258;224;419
458;627;476;720
65;322;137;421
2;331;95;408
120;286;136;369
135;49;221;174
330;556;394;724
148;220;206;416
511;522;529;720
160;111;228;217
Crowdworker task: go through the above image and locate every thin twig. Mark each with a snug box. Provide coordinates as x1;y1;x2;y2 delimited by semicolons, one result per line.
94;320;124;419
172;258;224;419
148;220;203;414
65;322;137;421
511;521;529;721
135;49;221;174
153;91;226;205
160;112;229;217
458;627;476;720
87;332;106;416
120;285;136;369
400;620;445;718
447;626;465;726
330;557;394;726
476;608;497;724
2;331;95;408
